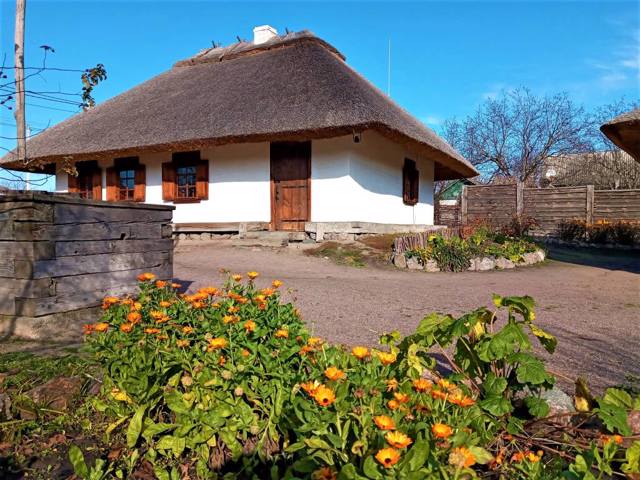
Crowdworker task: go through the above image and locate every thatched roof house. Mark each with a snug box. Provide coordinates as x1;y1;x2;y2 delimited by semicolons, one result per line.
1;26;476;234
600;108;640;162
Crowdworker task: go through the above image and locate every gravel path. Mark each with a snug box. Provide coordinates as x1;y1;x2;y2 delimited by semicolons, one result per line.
175;241;640;391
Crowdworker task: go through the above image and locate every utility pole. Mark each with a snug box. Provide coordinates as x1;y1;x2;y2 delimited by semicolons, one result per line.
14;0;26;164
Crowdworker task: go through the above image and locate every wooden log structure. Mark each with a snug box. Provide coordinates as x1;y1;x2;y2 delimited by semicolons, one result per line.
0;192;174;340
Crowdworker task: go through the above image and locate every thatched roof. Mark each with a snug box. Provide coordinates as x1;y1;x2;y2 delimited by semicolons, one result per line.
600;108;640;162
1;30;477;180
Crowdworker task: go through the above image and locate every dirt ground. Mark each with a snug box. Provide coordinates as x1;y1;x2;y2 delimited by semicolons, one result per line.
174;241;640;392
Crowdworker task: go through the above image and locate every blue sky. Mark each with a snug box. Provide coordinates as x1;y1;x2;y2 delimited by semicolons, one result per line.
1;0;639;187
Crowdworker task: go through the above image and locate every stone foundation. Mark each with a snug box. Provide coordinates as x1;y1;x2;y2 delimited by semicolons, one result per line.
392;249;546;272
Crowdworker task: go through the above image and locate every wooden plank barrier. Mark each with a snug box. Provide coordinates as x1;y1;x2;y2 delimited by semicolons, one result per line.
0;192;174;340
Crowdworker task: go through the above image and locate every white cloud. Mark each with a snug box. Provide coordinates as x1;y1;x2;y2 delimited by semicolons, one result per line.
421;115;443;127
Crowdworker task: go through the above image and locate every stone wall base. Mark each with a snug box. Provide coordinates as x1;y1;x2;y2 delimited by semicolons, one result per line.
0;306;101;341
305;222;447;242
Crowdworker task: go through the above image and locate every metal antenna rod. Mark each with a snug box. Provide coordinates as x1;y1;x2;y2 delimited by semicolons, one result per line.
387;38;391;97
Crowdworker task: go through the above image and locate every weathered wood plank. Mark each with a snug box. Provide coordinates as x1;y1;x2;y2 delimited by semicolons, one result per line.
0;277;54;298
0;202;53;222
13;221;166;241
54;263;172;296
0;241;55;260
55;238;174;257
0;258;14;277
15;251;171;279
54;203;173;224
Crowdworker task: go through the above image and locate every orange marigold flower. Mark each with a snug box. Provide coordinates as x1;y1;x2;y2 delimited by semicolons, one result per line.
324;366;345;381
374;415;396;430
182;326;194;334
393;392;410;403
313;385;336;407
102;296;119;309
120;323;134;333
275;329;289;339
82;324;93;335
218;355;226;366
93;322;109;333
272;279;283;288
121;298;134;306
223;315;239;324
449;446;477;468
412;378;433;393
452;395;475;408
300;380;322;395
155;280;167;288
144;327;160;334
431;389;447;400
227;305;240;313
156;315;170;324
601;434;623;445
137;272;156;282
375;448;401;468
232;274;242;282
386;378;399;392
176;339;190;347
247;271;259;280
208;337;228;350
244;320;256;333
260;288;275;297
385;431;413;449
387;399;400;410
200;286;219;296
241;348;250;357
132;302;143;311
351;346;370;360
127;311;141;324
432;423;453;439
438;379;456;391
150;310;164;320
308;337;323;346
191;301;204;309
376;351;397;365
526;451;541;463
171;282;182;289
299;345;314;356
311;466;336;480
157;334;169;341
159;301;171;308
511;452;525;463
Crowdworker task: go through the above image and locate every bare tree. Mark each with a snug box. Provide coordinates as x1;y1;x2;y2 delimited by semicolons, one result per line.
442;88;591;184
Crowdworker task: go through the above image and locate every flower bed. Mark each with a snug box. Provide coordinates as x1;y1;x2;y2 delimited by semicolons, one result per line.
392;228;545;272
68;274;640;479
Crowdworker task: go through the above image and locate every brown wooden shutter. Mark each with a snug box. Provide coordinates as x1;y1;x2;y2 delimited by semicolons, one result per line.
162;162;176;201
67;172;78;193
403;159;419;206
91;168;102;200
133;164;146;202
196;159;209;200
106;167;117;201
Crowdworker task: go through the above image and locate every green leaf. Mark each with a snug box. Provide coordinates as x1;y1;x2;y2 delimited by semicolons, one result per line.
482;372;507;396
513;353;551;385
622;441;640;474
602;388;633;409
126;406;145;448
68;445;89;479
402;436;430;472
467;446;493;465
529;324;557;354
363;456;382;479
338;463;367;480
479;395;513;416
524;396;550;418
141;422;176;443
155;435;187;457
477;322;530;361
596;402;632;435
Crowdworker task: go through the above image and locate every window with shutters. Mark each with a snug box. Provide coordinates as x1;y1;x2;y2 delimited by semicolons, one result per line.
69;160;102;200
107;157;145;202
162;151;208;203
402;158;419;206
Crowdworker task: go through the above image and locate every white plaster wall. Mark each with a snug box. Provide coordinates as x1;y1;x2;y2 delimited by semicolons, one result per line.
311;132;434;225
55;132;435;225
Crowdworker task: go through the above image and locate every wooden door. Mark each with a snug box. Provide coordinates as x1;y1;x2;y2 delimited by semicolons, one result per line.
270;141;311;231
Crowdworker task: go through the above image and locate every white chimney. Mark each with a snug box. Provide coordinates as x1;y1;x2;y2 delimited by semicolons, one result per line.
253;25;278;45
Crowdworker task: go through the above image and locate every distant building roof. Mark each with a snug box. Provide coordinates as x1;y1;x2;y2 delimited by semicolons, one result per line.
600;108;640;161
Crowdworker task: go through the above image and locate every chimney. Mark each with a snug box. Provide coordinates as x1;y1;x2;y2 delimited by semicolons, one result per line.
253;25;278;45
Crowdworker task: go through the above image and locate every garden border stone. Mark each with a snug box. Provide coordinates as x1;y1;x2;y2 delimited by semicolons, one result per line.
394;249;546;272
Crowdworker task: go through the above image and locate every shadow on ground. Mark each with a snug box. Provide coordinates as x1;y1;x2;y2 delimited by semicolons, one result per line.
545;245;640;274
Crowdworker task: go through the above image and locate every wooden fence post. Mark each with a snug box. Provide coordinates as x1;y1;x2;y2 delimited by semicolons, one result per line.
586;185;594;225
516;182;524;218
460;186;468;226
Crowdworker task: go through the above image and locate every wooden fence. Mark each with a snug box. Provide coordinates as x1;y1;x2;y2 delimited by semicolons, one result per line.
0;192;174;340
447;184;640;234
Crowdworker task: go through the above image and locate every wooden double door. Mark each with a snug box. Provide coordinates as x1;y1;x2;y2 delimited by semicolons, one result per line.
270;141;311;231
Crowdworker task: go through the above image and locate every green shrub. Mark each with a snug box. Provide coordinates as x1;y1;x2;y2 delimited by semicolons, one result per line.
557;219;640;245
75;276;640;479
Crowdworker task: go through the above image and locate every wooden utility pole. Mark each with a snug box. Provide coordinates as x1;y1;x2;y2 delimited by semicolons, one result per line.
14;0;26;163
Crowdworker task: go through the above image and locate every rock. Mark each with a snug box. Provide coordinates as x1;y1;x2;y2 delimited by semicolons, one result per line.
495;257;515;269
475;257;495;271
200;233;211;241
521;252;538;265
424;260;440;272
392;253;407;269
535;249;546;262
628;410;640;435
20;376;83;420
406;257;423;270
541;386;575;419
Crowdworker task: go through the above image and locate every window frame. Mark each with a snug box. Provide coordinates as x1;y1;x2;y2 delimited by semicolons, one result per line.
169;151;205;203
402;158;419;206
